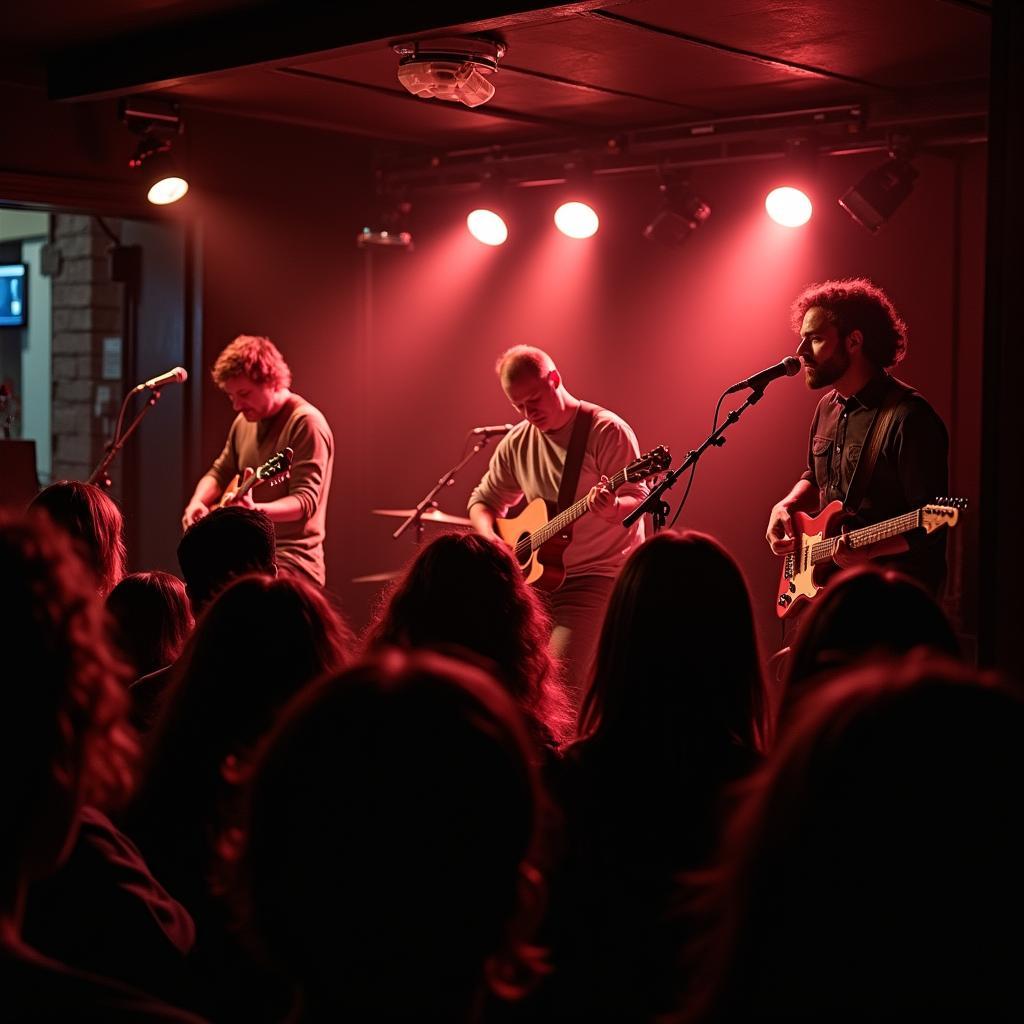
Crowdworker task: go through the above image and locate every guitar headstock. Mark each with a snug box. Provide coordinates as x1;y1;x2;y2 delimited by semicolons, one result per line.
256;447;294;487
626;445;672;482
921;496;967;533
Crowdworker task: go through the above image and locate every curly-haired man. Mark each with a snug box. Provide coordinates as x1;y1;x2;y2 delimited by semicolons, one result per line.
182;335;333;586
765;279;949;596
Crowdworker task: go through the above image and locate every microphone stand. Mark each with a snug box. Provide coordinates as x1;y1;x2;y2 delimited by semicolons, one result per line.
87;386;166;489
623;387;769;530
392;433;497;542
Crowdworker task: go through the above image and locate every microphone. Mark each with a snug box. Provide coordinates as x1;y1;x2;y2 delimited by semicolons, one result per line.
134;366;188;392
471;423;515;436
725;356;801;394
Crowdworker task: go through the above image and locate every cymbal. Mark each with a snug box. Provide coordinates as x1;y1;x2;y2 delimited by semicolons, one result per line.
351;570;402;583
370;508;472;527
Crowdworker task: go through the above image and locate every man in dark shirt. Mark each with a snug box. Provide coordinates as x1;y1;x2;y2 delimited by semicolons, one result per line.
766;279;949;595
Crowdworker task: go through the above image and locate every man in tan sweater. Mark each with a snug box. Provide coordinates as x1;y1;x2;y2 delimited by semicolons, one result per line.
469;345;648;700
182;335;333;586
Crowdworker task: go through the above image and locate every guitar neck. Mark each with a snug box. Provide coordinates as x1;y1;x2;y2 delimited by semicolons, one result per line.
809;508;923;565
528;466;628;551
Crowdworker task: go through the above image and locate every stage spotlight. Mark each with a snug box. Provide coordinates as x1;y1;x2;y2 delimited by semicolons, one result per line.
130;140;189;205
554;201;599;239
467;208;508;246
642;179;711;247
122;98;189;206
765;187;812;227
838;158;918;234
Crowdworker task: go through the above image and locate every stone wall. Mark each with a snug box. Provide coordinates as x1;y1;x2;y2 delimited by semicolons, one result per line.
49;214;123;495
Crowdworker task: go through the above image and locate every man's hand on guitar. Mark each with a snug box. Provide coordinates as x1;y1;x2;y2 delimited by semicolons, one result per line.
766;502;796;555
587;476;620;523
224;468;258;509
182;498;210;532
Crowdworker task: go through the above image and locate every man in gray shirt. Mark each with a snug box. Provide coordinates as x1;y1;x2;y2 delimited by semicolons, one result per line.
182;335;333;586
469;345;648;701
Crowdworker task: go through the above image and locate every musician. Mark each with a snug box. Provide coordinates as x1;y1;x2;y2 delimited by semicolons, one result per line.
182;335;333;586
468;345;648;698
766;279;949;596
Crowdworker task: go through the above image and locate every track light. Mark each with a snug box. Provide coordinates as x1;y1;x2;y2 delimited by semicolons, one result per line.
642;177;711;247
129;139;189;205
356;194;414;250
122;98;189;206
838;157;918;234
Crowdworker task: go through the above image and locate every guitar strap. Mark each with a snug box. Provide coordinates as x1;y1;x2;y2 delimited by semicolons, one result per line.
556;402;596;513
843;377;913;514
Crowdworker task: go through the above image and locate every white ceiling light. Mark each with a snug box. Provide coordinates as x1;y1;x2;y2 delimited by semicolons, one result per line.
394;36;506;109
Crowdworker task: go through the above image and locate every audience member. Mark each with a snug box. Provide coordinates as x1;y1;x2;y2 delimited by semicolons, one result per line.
0;514;202;1021
131;507;277;734
107;571;194;681
123;573;354;1020
237;649;548;1022
542;530;768;1021
365;532;573;755
29;480;126;596
780;564;960;723
176;505;277;615
686;652;1024;1021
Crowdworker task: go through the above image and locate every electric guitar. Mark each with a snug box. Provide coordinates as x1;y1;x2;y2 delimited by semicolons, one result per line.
214;447;294;509
495;445;671;592
776;496;967;618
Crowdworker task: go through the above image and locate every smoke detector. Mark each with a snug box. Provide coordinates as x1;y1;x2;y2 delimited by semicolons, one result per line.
393;36;506;108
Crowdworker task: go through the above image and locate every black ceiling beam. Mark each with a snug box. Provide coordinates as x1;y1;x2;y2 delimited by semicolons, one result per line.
590;9;897;94
47;1;619;101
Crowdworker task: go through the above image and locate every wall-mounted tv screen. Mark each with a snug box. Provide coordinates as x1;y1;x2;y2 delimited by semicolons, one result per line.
0;264;27;327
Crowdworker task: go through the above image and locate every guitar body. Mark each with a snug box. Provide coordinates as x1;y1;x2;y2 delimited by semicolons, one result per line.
775;495;966;619
776;499;846;618
495;498;569;592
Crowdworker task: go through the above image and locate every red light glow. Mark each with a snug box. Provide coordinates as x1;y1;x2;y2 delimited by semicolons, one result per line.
765;187;812;227
466;209;508;246
554;201;599;239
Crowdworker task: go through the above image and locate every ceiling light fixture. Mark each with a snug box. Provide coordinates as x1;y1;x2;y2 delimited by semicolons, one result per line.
121;98;189;206
642;174;711;246
838;139;919;234
394;36;506;109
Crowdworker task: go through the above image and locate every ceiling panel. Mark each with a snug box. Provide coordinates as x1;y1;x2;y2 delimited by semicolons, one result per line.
620;0;990;88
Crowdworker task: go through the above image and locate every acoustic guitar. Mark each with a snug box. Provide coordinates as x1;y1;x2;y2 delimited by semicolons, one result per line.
495;445;671;591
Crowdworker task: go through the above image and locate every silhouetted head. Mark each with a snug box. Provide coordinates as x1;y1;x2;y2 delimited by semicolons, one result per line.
143;573;354;784
782;565;959;721
176;505;276;614
691;651;1024;1020
106;571;194;679
578;529;768;757
29;481;126;596
0;514;135;898
367;532;571;747
238;649;546;1021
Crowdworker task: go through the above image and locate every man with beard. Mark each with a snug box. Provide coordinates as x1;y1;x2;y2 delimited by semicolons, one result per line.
765;279;949;596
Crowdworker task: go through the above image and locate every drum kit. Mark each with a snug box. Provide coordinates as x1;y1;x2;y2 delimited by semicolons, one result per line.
351;506;472;583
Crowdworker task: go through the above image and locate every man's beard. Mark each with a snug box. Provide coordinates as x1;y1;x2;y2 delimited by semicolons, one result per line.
804;348;849;390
